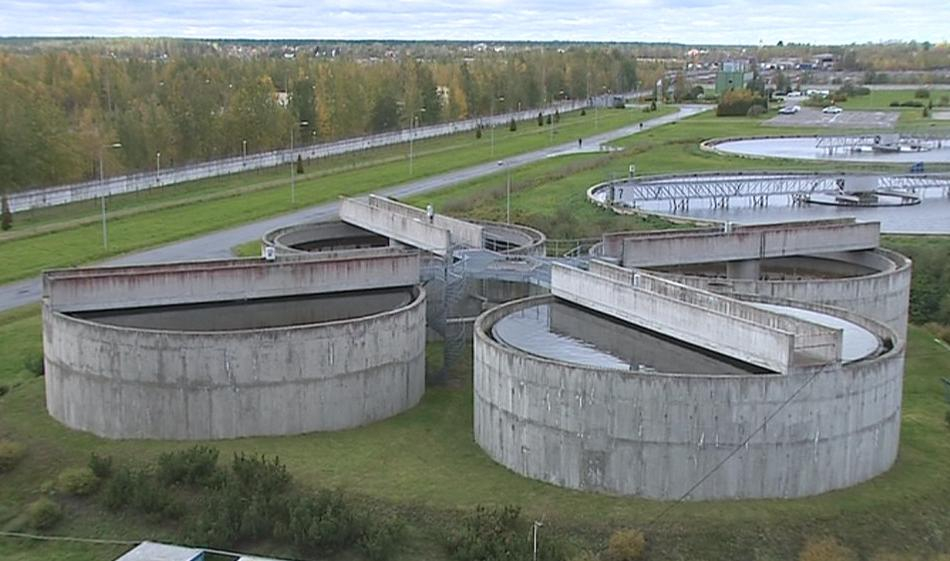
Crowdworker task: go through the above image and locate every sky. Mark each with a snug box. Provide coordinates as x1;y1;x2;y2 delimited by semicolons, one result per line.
0;0;946;45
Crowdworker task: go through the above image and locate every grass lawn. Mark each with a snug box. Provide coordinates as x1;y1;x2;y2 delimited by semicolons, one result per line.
0;106;667;286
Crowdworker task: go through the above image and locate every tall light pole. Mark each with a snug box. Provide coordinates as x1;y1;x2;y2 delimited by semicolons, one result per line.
98;142;122;250
242;139;247;162
156;151;161;186
409;108;426;175
491;95;504;157
290;120;309;204
498;160;511;224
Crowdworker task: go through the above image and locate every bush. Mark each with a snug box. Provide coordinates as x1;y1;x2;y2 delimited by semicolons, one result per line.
56;467;100;496
283;489;363;555
157;445;220;487
798;537;857;561
605;529;646;561
23;353;44;377
27;498;62;530
945;409;950;429
358;515;406;561
889;101;901;107
580;108;586;116
915;88;931;99
0;385;8;397
88;453;113;479
900;100;924;108
746;105;767;117
231;453;291;495
102;467;135;511
939;95;950;107
0;439;26;472
538;112;544;126
509;117;517;132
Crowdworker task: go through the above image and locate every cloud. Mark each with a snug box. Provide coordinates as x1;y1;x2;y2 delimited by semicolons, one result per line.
0;0;946;44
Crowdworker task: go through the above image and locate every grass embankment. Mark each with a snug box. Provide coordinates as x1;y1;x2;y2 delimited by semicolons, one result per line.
0;106;666;285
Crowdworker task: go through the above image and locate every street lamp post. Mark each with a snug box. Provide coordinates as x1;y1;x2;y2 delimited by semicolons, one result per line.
156;151;161;186
290;120;309;204
242;139;247;162
491;96;504;157
409;108;426;175
98;142;122;249
498;160;511;224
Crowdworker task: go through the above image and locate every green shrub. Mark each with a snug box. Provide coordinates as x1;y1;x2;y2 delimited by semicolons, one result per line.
939;95;949;107
0;384;8;396
915;88;931;99
944;409;950;429
900;100;924;108
746;105;767;117
509;118;517;132
157;445;220;487
56;467;100;496
0;439;26;472
358;514;406;561
716;89;767;116
23;353;44;376
102;466;135;511
88;453;113;479
889;101;901;107
605;529;646;561
798;537;857;561
27;498;62;530
231;453;291;495
283;489;363;555
446;505;563;561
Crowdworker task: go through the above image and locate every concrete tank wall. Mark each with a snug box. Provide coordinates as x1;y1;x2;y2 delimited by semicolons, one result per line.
44;287;427;440
473;295;904;500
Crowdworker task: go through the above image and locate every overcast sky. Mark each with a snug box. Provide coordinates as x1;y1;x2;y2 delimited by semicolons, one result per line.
0;0;946;45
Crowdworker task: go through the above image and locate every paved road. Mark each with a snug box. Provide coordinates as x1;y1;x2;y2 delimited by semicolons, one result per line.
0;105;709;313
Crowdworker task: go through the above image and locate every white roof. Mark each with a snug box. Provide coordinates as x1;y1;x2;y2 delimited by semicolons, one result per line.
115;542;203;561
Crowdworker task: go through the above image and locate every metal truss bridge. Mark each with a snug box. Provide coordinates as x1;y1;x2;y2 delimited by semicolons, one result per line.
590;172;950;209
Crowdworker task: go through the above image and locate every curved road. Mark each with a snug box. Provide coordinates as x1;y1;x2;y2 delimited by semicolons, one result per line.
0;105;708;313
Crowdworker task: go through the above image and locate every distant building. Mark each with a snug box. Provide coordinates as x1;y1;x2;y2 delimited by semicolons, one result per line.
716;60;753;95
813;53;836;70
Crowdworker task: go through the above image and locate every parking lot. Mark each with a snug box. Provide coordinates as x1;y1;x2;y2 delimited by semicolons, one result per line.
765;107;899;129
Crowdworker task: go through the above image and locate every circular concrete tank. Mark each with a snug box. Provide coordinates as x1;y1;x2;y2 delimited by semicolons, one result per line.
44;286;427;440
640;248;912;339
265;219;546;257
473;294;904;500
263;221;389;255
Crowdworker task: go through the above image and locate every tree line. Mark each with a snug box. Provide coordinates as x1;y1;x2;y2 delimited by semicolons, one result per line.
0;41;639;193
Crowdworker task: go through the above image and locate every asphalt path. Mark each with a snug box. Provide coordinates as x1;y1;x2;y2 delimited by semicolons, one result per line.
0;105;709;313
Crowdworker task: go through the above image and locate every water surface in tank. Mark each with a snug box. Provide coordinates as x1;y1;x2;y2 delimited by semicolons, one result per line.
71;287;415;331
491;301;769;375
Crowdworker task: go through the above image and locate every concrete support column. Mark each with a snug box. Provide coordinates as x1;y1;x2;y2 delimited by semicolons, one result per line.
726;259;761;280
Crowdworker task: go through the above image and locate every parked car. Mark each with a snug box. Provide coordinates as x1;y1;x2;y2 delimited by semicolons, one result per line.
822;105;843;114
778;105;801;114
